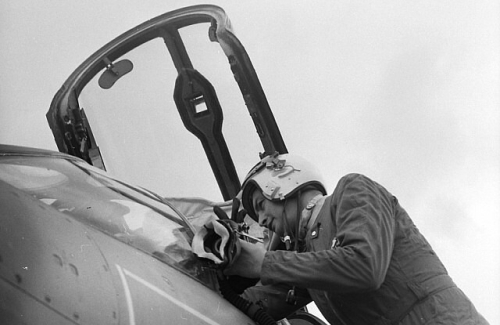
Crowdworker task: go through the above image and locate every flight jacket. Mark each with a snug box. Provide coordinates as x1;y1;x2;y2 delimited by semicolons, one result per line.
246;173;487;324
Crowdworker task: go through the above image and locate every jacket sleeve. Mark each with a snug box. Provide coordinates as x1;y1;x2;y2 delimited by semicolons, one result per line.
260;174;396;293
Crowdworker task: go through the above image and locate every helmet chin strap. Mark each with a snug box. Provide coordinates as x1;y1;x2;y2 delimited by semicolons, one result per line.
281;191;303;306
281;191;303;252
281;198;293;251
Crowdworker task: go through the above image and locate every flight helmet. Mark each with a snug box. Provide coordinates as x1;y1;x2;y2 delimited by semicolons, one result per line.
241;152;327;221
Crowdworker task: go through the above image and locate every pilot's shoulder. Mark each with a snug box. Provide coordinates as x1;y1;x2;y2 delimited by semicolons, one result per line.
338;173;373;185
334;173;385;194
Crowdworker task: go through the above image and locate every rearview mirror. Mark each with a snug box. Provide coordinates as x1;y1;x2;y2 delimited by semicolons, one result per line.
98;58;133;89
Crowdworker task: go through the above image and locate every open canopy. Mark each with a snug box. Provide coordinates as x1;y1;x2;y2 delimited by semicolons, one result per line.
47;5;286;201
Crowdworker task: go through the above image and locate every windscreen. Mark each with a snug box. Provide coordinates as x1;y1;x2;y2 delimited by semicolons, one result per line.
0;155;215;285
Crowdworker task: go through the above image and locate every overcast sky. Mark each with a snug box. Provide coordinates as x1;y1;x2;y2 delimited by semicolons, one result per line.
1;1;499;323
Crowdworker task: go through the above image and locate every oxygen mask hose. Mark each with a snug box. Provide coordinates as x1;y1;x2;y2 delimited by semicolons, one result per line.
217;271;276;325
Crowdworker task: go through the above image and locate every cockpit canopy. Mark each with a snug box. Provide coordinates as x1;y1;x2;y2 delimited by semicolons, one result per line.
47;5;287;202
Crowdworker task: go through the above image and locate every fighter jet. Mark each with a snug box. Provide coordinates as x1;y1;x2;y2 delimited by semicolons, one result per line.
1;5;327;325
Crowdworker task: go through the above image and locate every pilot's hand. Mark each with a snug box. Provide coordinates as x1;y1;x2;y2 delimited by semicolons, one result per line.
223;239;266;279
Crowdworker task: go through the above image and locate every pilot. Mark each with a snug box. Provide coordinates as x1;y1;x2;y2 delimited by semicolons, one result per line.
225;152;488;324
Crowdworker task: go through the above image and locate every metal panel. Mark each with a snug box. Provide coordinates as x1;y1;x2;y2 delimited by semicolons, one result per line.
0;279;76;325
0;182;119;324
92;230;255;324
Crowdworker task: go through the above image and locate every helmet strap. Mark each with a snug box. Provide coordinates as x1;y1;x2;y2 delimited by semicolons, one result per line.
293;190;303;252
281;198;293;250
280;192;304;252
288;191;303;307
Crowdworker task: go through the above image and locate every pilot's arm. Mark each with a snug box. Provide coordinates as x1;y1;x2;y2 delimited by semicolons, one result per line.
225;240;312;320
224;239;266;278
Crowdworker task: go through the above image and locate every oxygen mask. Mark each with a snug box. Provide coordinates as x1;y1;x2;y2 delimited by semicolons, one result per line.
191;198;260;269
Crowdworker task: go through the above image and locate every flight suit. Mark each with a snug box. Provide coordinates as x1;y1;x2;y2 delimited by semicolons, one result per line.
243;174;488;324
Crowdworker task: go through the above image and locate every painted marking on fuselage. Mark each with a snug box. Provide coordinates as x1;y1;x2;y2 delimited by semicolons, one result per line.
116;264;136;325
116;264;220;325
